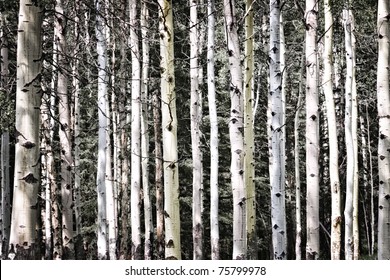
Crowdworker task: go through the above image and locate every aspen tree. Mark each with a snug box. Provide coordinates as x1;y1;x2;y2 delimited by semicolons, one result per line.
269;0;287;260
129;0;142;260
324;0;341;260
95;0;108;260
159;0;181;260
223;0;246;260
9;0;43;259
305;0;320;260
190;0;203;260
245;0;256;260
141;0;153;260
377;0;390;260
55;0;74;259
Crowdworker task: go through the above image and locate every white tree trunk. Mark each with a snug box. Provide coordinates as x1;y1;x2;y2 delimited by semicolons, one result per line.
9;0;43;259
305;0;320;260
159;0;181;260
129;0;142;260
324;0;341;260
95;0;108;260
343;8;355;260
190;0;203;260
224;0;246;260
207;0;219;261
269;0;287;260
141;0;153;260
294;53;305;260
245;0;256;260
377;0;390;260
55;0;74;259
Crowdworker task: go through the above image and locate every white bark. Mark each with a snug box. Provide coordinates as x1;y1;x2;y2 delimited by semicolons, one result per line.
190;0;203;260
129;0;142;260
224;0;246;260
305;0;320;260
377;0;390;260
159;0;181;260
324;0;341;260
95;0;108;260
245;0;256;260
207;0;219;260
55;0;74;258
141;0;152;260
269;0;287;260
343;8;355;260
9;0;43;259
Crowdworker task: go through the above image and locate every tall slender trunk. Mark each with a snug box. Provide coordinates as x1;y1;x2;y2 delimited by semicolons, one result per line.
153;91;165;260
207;0;219;260
294;53;305;260
305;0;320;260
324;0;341;260
377;0;390;260
269;0;287;260
9;0;43;259
159;0;181;260
245;0;256;260
343;8;355;260
224;0;246;260
141;0;152;260
190;0;203;260
95;0;108;260
129;0;142;260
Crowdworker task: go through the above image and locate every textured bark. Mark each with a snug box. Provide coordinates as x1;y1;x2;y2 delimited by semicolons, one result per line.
377;0;390;260
159;0;181;260
324;0;341;260
9;0;43;259
207;0;219;260
129;0;142;260
190;0;203;260
153;92;165;260
343;8;355;260
245;0;256;260
55;0;74;259
141;0;153;260
95;0;108;260
269;0;287;260
224;0;246;260
305;0;320;260
294;53;305;260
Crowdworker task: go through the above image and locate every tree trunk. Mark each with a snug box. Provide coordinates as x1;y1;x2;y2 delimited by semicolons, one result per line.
95;0;108;260
224;0;246;260
305;0;320;260
207;0;219;261
245;0;256;260
55;0;74;259
129;0;142;260
190;0;203;260
377;0;390;260
324;0;341;260
141;0;153;260
159;0;181;260
9;0;43;259
343;8;355;260
269;0;287;260
294;53;305;260
153;91;165;260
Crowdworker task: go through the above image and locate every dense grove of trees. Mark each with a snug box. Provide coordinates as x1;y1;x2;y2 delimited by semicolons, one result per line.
0;0;389;260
